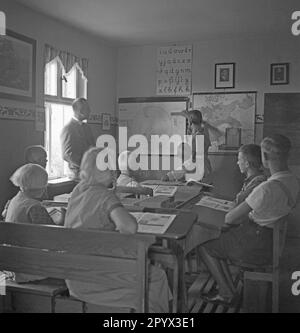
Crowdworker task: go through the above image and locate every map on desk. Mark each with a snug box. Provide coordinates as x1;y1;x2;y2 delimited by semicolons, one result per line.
196;196;234;212
131;212;176;234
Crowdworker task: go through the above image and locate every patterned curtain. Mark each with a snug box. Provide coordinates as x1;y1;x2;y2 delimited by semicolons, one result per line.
44;44;88;79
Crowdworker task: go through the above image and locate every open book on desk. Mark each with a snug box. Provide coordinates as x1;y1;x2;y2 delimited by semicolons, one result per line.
196;196;234;212
131;212;176;234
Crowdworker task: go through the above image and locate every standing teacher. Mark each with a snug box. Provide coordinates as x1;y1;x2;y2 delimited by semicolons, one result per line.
60;98;95;180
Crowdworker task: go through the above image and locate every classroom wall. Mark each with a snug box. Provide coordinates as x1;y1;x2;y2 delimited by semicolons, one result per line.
0;0;117;210
117;33;300;144
117;33;300;237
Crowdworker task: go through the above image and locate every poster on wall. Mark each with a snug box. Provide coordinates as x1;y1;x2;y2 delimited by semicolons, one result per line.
156;45;192;96
0;30;36;102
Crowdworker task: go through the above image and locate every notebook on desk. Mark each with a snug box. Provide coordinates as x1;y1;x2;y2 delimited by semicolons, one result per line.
142;180;185;186
196;196;234;212
131;212;176;234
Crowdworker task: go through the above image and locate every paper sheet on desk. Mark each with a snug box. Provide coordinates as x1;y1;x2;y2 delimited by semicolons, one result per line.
196;196;234;212
143;185;177;197
153;185;177;197
131;212;176;234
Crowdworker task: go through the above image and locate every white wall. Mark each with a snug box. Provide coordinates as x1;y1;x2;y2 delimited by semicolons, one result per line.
0;0;118;209
1;0;117;116
117;34;300;143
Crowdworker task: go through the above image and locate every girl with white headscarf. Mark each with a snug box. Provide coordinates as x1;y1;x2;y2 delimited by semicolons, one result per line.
4;163;55;283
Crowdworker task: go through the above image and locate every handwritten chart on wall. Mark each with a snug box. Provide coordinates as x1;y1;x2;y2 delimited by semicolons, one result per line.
156;45;192;96
193;92;256;152
118;97;188;155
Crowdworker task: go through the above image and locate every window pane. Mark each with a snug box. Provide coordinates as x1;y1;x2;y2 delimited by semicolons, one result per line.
62;66;77;99
45;103;73;179
45;60;58;96
78;69;88;98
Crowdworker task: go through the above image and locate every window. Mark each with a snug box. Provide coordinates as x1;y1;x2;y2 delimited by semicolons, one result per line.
44;57;87;179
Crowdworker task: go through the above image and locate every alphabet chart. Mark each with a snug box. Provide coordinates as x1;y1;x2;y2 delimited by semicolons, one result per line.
156;45;192;96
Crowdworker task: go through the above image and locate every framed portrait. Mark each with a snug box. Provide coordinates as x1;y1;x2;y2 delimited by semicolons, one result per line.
0;30;36;102
270;63;289;85
215;63;235;89
102;113;111;130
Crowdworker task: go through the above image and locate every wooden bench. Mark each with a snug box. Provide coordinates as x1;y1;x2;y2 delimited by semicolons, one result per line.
4;279;68;313
0;223;156;313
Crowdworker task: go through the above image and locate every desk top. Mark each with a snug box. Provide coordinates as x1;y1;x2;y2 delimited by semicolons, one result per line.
131;209;198;240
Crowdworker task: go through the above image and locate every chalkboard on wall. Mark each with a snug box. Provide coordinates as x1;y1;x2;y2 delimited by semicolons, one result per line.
264;93;300;165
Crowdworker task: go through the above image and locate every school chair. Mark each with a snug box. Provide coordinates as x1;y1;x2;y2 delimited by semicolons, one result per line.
234;216;288;313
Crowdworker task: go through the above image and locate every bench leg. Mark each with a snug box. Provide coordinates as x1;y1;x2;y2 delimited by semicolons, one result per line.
82;301;87;313
272;275;279;313
51;296;56;313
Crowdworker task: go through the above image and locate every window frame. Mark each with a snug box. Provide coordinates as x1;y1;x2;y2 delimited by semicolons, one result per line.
44;58;87;179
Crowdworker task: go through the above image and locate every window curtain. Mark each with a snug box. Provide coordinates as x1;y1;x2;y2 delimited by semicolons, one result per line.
44;44;88;79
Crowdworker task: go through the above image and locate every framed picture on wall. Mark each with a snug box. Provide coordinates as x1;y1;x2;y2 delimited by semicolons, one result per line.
215;63;235;89
0;30;36;102
270;63;289;85
102;113;111;130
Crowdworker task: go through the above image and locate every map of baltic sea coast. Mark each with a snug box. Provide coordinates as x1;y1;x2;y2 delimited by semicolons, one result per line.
193;92;256;151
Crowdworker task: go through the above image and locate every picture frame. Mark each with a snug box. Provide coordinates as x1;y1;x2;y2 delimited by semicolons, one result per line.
270;63;289;85
0;29;36;102
215;63;235;89
102;113;111;130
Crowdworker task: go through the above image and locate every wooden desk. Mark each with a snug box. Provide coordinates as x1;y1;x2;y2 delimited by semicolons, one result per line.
139;181;202;209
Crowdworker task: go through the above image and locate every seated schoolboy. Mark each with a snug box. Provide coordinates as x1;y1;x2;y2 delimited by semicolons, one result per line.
234;144;267;206
162;142;204;182
116;150;139;187
198;134;300;304
64;147;171;313
4;163;55;283
24;145;48;169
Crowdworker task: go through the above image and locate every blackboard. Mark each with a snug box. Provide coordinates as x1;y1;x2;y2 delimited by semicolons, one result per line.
264;93;300;165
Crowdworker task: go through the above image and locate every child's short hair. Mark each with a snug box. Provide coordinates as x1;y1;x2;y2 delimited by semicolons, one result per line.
24;145;46;164
10;164;48;191
80;147;115;184
261;134;291;160
189;110;203;125
239;144;262;169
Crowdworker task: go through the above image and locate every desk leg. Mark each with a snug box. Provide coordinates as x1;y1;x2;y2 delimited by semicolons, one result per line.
169;241;187;313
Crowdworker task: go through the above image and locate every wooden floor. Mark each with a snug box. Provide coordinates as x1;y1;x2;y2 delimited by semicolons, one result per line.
186;266;243;313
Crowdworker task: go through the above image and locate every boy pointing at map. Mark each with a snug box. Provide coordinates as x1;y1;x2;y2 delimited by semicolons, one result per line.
177;109;222;181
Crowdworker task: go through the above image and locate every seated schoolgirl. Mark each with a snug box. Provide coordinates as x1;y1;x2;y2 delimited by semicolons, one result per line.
4;163;55;283
116;150;139;187
64;147;171;312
